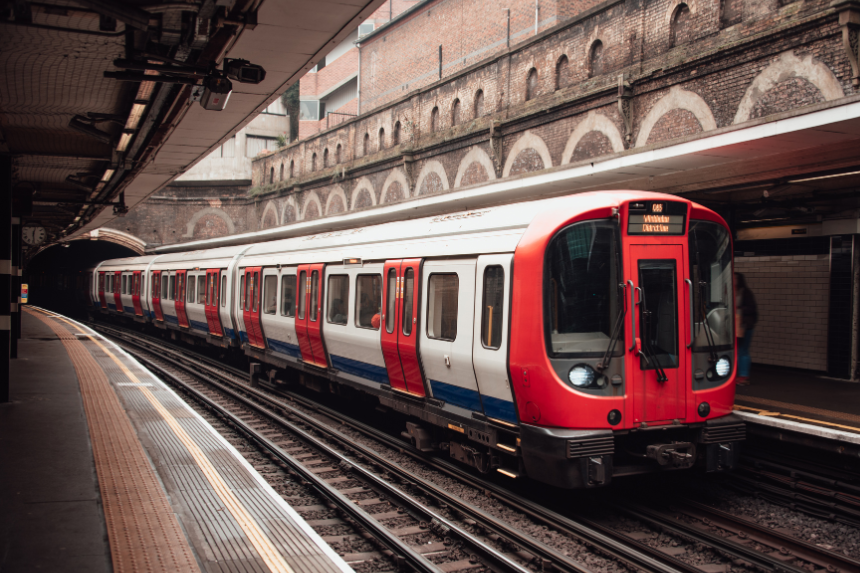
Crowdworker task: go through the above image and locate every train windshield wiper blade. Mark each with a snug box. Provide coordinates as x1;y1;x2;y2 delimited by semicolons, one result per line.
596;287;625;373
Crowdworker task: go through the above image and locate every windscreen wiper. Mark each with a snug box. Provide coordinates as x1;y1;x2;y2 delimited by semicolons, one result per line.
596;283;626;373
697;281;719;364
639;296;668;383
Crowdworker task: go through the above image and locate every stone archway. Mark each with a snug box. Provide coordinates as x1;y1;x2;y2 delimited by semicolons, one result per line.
454;147;497;187
665;0;696;26
350;177;377;210
280;195;299;224
380;168;410;204
415;160;450;196
260;201;280;229
84;228;147;254
733;51;844;124
561;112;625;164
183;207;235;238
635;86;717;148
300;191;323;221
325;186;349;216
502;131;553;177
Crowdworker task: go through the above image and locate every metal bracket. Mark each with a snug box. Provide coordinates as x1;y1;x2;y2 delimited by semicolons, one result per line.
617;75;634;146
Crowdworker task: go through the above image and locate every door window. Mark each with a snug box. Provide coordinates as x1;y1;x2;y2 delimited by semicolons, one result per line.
187;275;196;303
281;275;296;316
356;275;381;329
240;274;246;309
309;271;319;321
168;275;174;300
327;275;349;325
263;275;277;314
122;275;127;294
298;272;306;319
427;274;459;341
252;272;260;313
402;268;414;335
243;274;250;311
220;275;226;307
386;268;397;333
638;260;679;370
197;275;205;303
481;266;504;349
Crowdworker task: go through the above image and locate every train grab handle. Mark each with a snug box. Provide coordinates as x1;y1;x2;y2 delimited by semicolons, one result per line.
627;279;636;351
685;278;693;349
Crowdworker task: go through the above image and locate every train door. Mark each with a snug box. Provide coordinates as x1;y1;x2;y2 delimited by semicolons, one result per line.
132;271;143;316
204;269;224;336
419;260;481;411
98;272;107;309
151;271;164;321
242;267;265;349
175;270;189;328
627;244;688;424
380;259;426;396
113;271;122;312
471;254;517;424
295;264;328;368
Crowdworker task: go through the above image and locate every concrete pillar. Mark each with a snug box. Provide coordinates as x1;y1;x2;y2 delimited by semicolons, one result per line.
1;154;11;402
10;216;20;359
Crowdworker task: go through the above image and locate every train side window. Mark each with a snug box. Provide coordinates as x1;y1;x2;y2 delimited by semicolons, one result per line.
481;266;505;349
197;275;206;304
179;274;185;302
121;275;127;294
253;272;260;313
402;267;414;335
298;272;306;319
427;274;459;341
309;271;319;321
356;275;381;330
187;275;196;304
327;275;349;325
385;268;396;333
240;274;246;310
168;275;174;300
220;275;226;307
263;275;277;314
281;274;296;317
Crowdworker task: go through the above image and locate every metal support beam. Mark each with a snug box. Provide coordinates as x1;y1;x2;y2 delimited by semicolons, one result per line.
1;154;12;402
10;218;20;359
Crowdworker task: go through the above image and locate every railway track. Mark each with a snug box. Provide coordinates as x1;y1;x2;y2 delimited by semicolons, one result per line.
92;322;860;573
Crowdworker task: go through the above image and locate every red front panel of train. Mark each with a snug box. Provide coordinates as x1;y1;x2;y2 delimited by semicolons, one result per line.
113;271;122;312
242;267;265;349
205;269;223;336
132;271;143;316
98;272;107;309
151;271;164;321
381;260;426;396
175;270;189;328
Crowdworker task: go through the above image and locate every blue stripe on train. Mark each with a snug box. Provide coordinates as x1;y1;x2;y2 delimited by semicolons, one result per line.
330;354;388;384
190;320;209;333
124;306;135;314
164;314;179;325
223;327;235;340
239;330;249;343
107;303;116;311
481;395;518;424
267;337;301;359
429;379;483;412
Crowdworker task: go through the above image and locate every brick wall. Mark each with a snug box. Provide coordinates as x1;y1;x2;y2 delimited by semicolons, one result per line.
735;255;830;372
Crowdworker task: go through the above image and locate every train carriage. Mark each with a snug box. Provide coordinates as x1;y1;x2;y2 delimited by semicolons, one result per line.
85;190;744;488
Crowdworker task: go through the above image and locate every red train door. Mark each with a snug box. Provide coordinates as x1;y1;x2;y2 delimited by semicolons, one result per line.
295;264;328;368
113;271;123;312
132;271;143;316
151;271;164;321
380;259;426;396
627;244;688;424
98;272;107;309
175;270;189;328
205;269;224;336
242;267;265;348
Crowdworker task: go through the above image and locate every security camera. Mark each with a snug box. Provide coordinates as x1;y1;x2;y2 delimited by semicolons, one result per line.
223;58;266;84
200;75;233;111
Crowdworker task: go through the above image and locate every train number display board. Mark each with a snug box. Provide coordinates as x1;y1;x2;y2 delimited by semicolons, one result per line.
627;201;687;235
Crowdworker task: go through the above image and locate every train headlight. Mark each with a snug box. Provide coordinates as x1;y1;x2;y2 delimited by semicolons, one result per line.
568;364;596;388
715;357;731;377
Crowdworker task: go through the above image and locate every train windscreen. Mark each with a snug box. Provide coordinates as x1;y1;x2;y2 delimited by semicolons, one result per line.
689;220;733;351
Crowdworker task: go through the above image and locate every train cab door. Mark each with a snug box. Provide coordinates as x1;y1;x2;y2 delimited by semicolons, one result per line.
98;272;107;309
627;244;689;425
205;270;224;336
294;264;327;368
175;270;189;328
151;271;164;321
113;271;122;312
380;260;426;396
132;271;143;316
242;267;265;349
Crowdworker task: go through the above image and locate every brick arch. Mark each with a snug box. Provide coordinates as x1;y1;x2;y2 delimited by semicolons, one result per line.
635;86;717;148
325;186;349;215
182;207;235;238
280;196;298;224
561;112;625;164
733;51;844;124
454;147;497;187
502;130;553;177
260;201;280;229
380;168;410;203
300;191;323;221
415;160;450;194
350;177;377;210
665;0;697;26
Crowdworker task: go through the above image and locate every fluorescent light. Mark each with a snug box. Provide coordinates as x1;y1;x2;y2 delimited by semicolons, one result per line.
74;216;81;222
790;170;860;184
116;133;132;152
101;169;115;182
125;103;146;129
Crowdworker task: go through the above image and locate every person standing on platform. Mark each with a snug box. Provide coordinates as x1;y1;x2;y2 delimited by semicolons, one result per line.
734;272;757;386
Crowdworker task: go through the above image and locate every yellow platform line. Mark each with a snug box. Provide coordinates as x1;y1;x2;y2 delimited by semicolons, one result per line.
734;404;860;434
34;308;295;573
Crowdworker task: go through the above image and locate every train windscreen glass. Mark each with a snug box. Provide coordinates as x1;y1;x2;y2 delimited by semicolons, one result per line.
546;220;622;357
689;220;733;350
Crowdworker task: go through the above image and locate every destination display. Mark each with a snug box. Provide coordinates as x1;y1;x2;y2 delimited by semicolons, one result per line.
627;201;687;235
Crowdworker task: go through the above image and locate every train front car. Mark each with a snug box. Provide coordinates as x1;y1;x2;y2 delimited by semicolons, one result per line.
511;192;744;488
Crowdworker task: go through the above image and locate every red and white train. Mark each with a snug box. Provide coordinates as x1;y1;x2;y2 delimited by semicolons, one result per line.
85;191;744;488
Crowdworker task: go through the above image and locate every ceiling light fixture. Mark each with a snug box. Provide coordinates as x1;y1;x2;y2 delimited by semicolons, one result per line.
101;169;115;182
116;133;133;152
789;170;860;184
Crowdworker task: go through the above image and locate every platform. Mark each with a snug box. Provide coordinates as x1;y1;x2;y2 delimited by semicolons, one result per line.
2;307;353;573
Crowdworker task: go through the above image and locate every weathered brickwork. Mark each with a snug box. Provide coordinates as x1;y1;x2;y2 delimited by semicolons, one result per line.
229;0;858;241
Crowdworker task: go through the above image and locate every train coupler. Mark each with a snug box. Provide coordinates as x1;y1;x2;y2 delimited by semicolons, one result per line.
646;442;697;468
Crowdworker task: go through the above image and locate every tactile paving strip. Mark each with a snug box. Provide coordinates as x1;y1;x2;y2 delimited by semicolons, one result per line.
26;308;202;573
